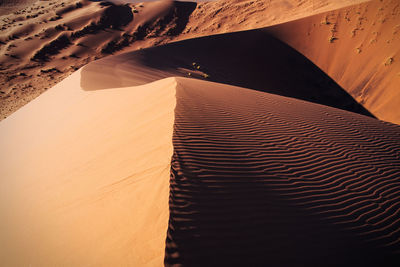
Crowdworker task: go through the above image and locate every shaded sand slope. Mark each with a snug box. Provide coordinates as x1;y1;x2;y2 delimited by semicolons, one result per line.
0;71;176;265
166;77;400;266
265;0;400;124
81;29;372;117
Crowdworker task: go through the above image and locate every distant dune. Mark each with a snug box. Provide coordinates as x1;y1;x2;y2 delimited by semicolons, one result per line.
0;0;196;119
0;0;37;15
265;0;400;124
178;0;370;37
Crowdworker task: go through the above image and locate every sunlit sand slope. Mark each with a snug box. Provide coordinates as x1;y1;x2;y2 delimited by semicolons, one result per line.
0;72;176;266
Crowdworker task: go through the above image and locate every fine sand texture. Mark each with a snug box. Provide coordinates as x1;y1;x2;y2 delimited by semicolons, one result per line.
0;71;176;266
265;0;400;124
166;77;400;266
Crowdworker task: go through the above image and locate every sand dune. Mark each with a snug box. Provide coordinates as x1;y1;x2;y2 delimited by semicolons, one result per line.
0;0;375;121
0;70;175;266
178;0;370;39
2;63;399;265
166;77;400;266
1;0;400;266
0;58;400;266
81;28;372;117
0;0;37;15
265;0;400;124
0;0;195;119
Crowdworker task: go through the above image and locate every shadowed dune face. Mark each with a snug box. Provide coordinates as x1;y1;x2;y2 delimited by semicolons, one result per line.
265;0;400;124
81;28;373;117
165;77;400;266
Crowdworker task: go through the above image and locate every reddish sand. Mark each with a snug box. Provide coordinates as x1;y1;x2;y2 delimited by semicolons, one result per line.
81;29;372;117
0;0;37;15
0;0;373;121
265;0;400;124
178;0;370;38
0;0;195;119
1;0;400;266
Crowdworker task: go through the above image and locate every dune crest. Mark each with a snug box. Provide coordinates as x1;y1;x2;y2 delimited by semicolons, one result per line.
0;71;176;266
81;29;372;117
1;71;400;265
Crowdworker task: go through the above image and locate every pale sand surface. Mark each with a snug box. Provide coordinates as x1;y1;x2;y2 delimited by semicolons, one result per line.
0;71;176;266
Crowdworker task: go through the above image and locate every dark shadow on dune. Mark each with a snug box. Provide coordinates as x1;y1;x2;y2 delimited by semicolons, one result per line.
81;28;373;117
165;78;400;266
168;1;197;36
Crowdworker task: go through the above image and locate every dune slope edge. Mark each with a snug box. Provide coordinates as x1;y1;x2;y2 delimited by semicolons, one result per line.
165;77;400;266
81;29;372;117
0;72;176;266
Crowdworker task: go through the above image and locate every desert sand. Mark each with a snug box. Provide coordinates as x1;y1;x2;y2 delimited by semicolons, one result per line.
1;0;400;266
0;0;381;121
0;0;37;15
265;0;400;124
81;28;372;117
0;70;175;266
0;0;188;119
166;77;400;266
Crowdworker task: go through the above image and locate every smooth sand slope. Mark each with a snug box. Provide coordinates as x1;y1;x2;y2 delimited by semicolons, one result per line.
265;0;400;124
166;77;400;266
0;70;176;266
81;28;372;117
